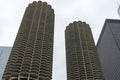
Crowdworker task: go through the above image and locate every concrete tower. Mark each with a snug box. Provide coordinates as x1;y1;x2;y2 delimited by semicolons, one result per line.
2;1;54;80
65;21;104;80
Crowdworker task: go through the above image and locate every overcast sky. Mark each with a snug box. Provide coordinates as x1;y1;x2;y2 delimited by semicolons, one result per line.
0;0;119;80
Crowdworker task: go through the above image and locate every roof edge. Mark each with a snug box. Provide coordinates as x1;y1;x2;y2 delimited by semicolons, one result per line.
96;19;120;47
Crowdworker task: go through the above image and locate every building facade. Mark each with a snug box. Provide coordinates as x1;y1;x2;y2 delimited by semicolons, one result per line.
0;47;12;80
2;1;54;80
65;21;104;80
97;19;120;80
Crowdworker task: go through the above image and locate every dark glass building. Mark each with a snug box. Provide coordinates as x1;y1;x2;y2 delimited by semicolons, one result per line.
97;19;120;80
2;1;54;80
0;47;11;80
65;21;104;80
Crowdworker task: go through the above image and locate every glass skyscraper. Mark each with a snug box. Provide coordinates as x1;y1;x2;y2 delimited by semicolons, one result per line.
0;47;11;80
97;19;120;80
65;21;104;80
2;1;54;80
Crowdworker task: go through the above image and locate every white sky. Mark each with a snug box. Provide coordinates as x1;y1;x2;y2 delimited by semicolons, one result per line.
0;0;119;80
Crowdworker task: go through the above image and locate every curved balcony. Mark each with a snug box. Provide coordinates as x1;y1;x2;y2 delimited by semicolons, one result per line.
30;73;38;79
20;72;29;77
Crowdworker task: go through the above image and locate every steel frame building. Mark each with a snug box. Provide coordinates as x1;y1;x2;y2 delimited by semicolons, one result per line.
0;47;11;80
97;19;120;80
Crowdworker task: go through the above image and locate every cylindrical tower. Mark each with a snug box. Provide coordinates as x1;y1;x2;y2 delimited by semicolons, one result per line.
2;1;54;80
65;21;104;80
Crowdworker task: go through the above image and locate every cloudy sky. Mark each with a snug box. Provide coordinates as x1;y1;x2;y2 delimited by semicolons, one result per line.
0;0;119;80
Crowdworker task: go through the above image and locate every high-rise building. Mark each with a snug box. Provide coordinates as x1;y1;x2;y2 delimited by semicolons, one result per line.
65;21;104;80
0;47;12;80
97;19;120;80
2;1;54;80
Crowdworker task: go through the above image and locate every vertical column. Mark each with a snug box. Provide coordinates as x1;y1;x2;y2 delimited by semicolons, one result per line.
28;1;43;79
20;1;39;78
84;24;104;79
